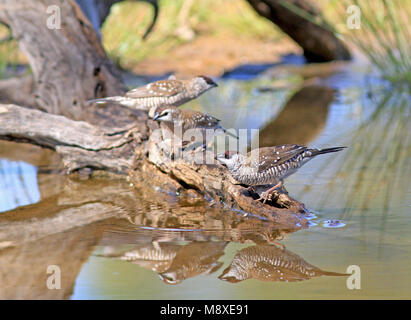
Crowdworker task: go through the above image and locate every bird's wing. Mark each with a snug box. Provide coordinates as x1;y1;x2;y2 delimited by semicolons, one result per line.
201;114;221;128
184;110;221;128
126;80;184;98
247;145;307;173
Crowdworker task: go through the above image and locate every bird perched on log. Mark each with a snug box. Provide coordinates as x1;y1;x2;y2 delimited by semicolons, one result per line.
153;106;238;140
216;144;346;203
88;75;218;113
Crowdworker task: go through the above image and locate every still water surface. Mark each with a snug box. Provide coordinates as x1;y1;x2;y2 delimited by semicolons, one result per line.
0;62;410;299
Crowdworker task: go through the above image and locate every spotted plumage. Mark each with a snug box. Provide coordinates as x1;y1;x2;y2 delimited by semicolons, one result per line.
152;106;238;139
88;75;218;111
219;245;346;283
217;144;346;189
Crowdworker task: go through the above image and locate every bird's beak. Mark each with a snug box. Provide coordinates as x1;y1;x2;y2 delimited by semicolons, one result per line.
215;153;224;161
214;82;218;87
152;112;160;121
215;153;227;166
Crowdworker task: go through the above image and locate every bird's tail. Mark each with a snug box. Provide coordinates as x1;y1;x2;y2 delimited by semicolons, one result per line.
88;96;127;105
215;126;239;140
225;130;239;140
311;146;347;156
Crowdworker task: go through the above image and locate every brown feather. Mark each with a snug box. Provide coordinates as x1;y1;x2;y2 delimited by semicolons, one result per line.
126;80;185;98
181;109;221;129
246;145;307;173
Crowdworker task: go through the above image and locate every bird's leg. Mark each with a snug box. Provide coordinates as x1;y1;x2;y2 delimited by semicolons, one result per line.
245;186;257;194
257;180;283;204
267;240;285;250
180;140;205;152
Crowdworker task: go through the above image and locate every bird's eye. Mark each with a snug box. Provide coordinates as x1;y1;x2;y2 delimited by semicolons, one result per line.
163;112;168;116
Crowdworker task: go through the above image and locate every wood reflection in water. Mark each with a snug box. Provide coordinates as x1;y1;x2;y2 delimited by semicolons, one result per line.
0;222;104;299
259;84;335;147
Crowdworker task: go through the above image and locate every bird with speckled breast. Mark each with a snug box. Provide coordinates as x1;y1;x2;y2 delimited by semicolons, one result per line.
216;144;346;202
153;106;238;140
88;75;218;113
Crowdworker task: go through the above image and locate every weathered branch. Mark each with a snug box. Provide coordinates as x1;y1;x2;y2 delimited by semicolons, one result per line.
0;0;126;119
0;104;142;173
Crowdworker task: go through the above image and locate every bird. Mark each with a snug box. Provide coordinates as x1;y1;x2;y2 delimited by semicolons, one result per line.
152;106;238;140
216;144;346;202
88;75;218;112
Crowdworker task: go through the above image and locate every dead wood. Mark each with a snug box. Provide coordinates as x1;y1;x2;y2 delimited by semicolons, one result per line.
0;0;126;119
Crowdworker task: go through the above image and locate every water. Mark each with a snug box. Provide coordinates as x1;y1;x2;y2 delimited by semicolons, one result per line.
0;62;410;299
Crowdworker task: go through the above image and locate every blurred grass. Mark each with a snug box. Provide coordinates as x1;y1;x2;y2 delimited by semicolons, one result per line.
328;0;411;84
101;0;282;69
305;85;410;223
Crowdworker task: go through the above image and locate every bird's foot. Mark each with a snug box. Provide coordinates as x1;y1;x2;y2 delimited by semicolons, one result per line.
256;190;275;204
256;182;283;204
245;186;256;194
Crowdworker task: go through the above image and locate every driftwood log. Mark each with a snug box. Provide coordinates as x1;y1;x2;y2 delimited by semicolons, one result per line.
0;0;125;120
0;0;310;229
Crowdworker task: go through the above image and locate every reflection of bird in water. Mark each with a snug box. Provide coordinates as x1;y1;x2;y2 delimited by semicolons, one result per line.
98;241;227;284
217;145;345;202
98;243;182;273
219;245;346;283
159;241;228;285
258;85;335;147
120;243;181;273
